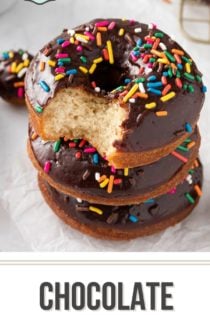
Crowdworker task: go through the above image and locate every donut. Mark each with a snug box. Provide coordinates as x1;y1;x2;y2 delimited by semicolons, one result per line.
0;49;33;105
28;124;200;205
25;19;206;168
37;159;203;240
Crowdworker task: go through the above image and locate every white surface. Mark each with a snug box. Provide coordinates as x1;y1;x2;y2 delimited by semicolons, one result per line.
0;0;209;251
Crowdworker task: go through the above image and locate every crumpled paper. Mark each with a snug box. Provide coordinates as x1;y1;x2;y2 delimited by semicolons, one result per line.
0;0;209;251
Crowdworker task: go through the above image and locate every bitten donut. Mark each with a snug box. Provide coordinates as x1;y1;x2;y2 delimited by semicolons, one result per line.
25;19;206;168
38;159;203;240
28;124;200;205
0;49;33;105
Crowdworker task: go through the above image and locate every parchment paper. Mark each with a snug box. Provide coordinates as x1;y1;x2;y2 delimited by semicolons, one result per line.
0;0;209;251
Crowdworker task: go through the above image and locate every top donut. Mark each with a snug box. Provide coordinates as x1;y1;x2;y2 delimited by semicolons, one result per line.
25;19;206;168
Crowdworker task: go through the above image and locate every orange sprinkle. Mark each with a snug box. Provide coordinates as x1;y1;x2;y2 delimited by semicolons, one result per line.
102;48;109;61
133;92;148;99
99;175;107;183
39;61;45;72
171;63;177;71
74;40;79;45
187;141;195;149
14;82;24;88
194;185;202;197
152;38;160;50
156;111;168;117
194;159;199;168
97;27;107;32
161;76;167;85
171;48;184;56
162;84;172;96
174;53;182;64
31;132;38;140
107;175;115;194
96;32;102;46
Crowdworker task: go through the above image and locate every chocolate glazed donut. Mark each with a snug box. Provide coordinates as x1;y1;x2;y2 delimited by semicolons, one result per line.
25;19;206;168
38;160;203;240
28;125;200;205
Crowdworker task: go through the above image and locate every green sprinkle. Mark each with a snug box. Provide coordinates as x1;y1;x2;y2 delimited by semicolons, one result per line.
184;73;195;81
184;138;191;143
116;86;124;91
188;85;195;93
149;57;156;63
80;56;87;64
154;32;164;38
196;75;202;83
188;169;194;175
168;67;173;78
58;58;71;64
176;70;181;78
35;104;43;113
177;145;189;152
185;193;195;204
18;49;24;55
53;139;61;153
183;83;188;90
73;139;79;143
133;47;139;51
135;78;145;83
182;56;192;64
143;44;152;49
165;51;175;62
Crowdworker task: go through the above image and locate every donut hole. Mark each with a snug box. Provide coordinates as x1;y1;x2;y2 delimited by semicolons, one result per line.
89;62;126;92
42;87;127;159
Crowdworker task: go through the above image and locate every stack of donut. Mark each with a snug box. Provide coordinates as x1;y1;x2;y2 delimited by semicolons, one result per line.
25;19;206;240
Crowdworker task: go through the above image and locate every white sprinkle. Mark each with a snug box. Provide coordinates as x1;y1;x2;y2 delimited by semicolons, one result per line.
95;172;100;181
17;67;27;78
41;140;50;145
75;35;88;43
95;87;101;93
67;29;75;36
76;198;83;203
134;27;142;33
159;42;167;51
129;98;136;103
22;53;28;60
186;174;193;185
139;82;145;93
85;26;90;32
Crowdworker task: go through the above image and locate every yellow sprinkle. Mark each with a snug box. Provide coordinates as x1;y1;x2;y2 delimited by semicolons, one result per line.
145;102;157;109
75;34;89;43
156;111;168;117
48;60;56;67
31;132;38;141
123;84;139;103
11;62;17;73
96;32;102;46
39;61;45;72
9;51;14;58
55;74;65;81
24;59;30;67
194;185;202;197
107;40;114;64
151;49;163;58
93;57;103;64
89;63;97;74
124;168;129;176
70;37;75;44
160;91;176;102
119;28;125;36
15;62;24;73
89;206;103;215
157;57;170;65
100;178;109;188
79;66;88;74
185;63;191;73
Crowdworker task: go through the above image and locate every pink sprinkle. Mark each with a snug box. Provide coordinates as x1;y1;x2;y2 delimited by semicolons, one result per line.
95;20;109;27
129;19;135;25
111;166;116;174
130;53;138;62
148;63;153;68
17;87;24;98
44;161;51;173
108;21;116;30
168;187;177;194
55;67;65;73
84;147;96;153
84;31;95;41
147;39;154;44
55;53;69;58
62;41;71;48
76;45;83;52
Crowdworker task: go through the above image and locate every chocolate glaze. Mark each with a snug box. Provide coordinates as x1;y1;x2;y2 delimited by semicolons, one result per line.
29;125;199;202
25;19;205;151
41;161;203;229
0;49;33;103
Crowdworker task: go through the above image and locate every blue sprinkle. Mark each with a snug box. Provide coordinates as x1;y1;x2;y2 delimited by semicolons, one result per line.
58;61;64;67
147;75;157;82
129;215;139;223
93;153;99;165
66;69;78;75
144;199;155;204
177;63;183;70
163;71;169;77
147;82;163;88
2;52;9;60
201;85;207;93
57;38;65;45
133;51;140;57
147;88;162;96
124;78;131;84
137;39;142;47
185;123;192;133
39;80;50;92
